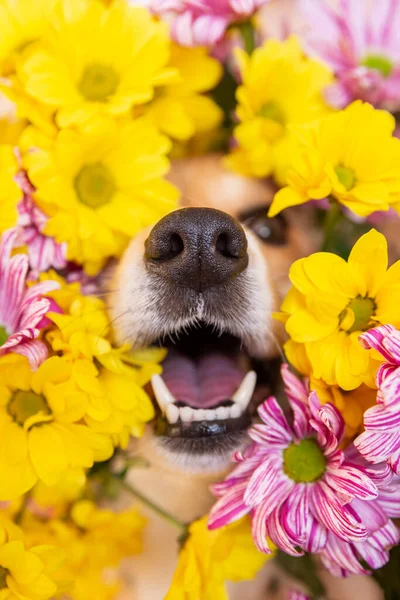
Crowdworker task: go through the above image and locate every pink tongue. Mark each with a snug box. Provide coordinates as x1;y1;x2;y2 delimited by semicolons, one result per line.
161;349;245;409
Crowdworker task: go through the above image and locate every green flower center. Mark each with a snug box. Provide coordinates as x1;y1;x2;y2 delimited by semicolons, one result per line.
0;567;7;589
0;326;8;346
259;101;285;125
74;163;116;209
362;53;393;78
78;63;119;102
283;438;326;483
334;165;356;191
8;390;51;427
340;296;376;333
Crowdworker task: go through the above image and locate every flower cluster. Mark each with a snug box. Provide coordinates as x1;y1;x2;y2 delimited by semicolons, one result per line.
0;0;224;274
151;0;270;47
209;365;400;577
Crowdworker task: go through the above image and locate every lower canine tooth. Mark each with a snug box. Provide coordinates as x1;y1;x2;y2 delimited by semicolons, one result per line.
232;371;257;410
230;404;242;419
151;375;176;412
166;404;179;424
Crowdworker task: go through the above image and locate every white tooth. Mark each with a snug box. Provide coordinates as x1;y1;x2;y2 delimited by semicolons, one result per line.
232;371;257;411
180;406;195;423
204;409;217;420
166;403;179;424
215;406;230;420
193;409;206;421
230;404;242;419
151;375;176;413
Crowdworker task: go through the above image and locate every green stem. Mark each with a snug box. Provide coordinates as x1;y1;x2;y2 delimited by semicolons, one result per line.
14;490;31;525
238;21;256;55
118;478;187;532
321;201;342;252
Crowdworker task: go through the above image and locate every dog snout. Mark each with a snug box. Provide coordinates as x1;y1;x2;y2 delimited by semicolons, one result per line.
144;208;248;291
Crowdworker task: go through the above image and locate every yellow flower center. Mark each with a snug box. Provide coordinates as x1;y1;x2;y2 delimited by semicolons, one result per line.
283;438;326;483
78;63;119;102
0;326;8;346
259;101;285;125
74;163;116;209
340;296;376;333
8;390;51;427
362;54;393;78
0;567;6;589
334;165;356;190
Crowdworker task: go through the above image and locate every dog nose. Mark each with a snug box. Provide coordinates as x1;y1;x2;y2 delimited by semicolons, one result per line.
145;208;248;291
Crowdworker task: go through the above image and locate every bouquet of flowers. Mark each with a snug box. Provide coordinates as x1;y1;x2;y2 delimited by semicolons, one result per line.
0;0;399;598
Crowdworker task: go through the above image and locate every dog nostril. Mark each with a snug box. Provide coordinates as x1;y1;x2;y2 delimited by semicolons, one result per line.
215;231;245;259
146;232;184;262
167;233;184;260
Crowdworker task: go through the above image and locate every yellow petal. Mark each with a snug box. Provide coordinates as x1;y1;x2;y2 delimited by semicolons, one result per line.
268;186;306;217
347;229;388;297
28;425;68;486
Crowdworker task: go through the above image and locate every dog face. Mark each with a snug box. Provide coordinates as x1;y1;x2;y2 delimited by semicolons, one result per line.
108;155;317;473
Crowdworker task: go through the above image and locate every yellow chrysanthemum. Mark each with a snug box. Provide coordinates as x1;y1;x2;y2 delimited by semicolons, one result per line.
47;292;164;439
0;145;21;233
278;229;400;391
24;117;179;274
284;339;376;439
23;501;146;600
0;515;65;600
19;0;178;127
269;101;400;218
165;516;272;600
0;353;113;500
0;0;57;75
226;37;332;185
144;44;223;141
29;469;87;519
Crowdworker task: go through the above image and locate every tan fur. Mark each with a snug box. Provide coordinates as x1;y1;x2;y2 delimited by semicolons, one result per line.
110;155;381;600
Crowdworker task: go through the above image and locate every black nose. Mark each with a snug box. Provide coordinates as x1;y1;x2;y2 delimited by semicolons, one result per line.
144;208;248;291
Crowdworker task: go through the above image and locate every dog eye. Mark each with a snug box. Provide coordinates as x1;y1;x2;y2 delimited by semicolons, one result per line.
242;209;288;246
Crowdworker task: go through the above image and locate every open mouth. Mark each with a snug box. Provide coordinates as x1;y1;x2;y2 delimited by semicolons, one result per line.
149;321;279;457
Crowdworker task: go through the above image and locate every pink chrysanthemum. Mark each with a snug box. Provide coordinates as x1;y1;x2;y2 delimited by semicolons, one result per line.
151;0;269;47
0;228;59;369
300;0;400;110
355;325;400;475
208;366;399;574
15;171;67;274
288;592;310;600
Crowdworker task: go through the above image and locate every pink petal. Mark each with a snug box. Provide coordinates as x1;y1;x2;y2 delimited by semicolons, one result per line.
364;403;400;432
359;325;397;362
281;483;309;542
11;339;48;370
303;518;328;553
208;481;249;529
317;402;345;443
266;505;304;556
281;364;309;405
354;430;400;464
256;397;293;441
243;453;285;507
325;464;378;501
0;253;29;331
289;397;313;439
310;481;368;542
250;476;294;556
321;534;369;577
